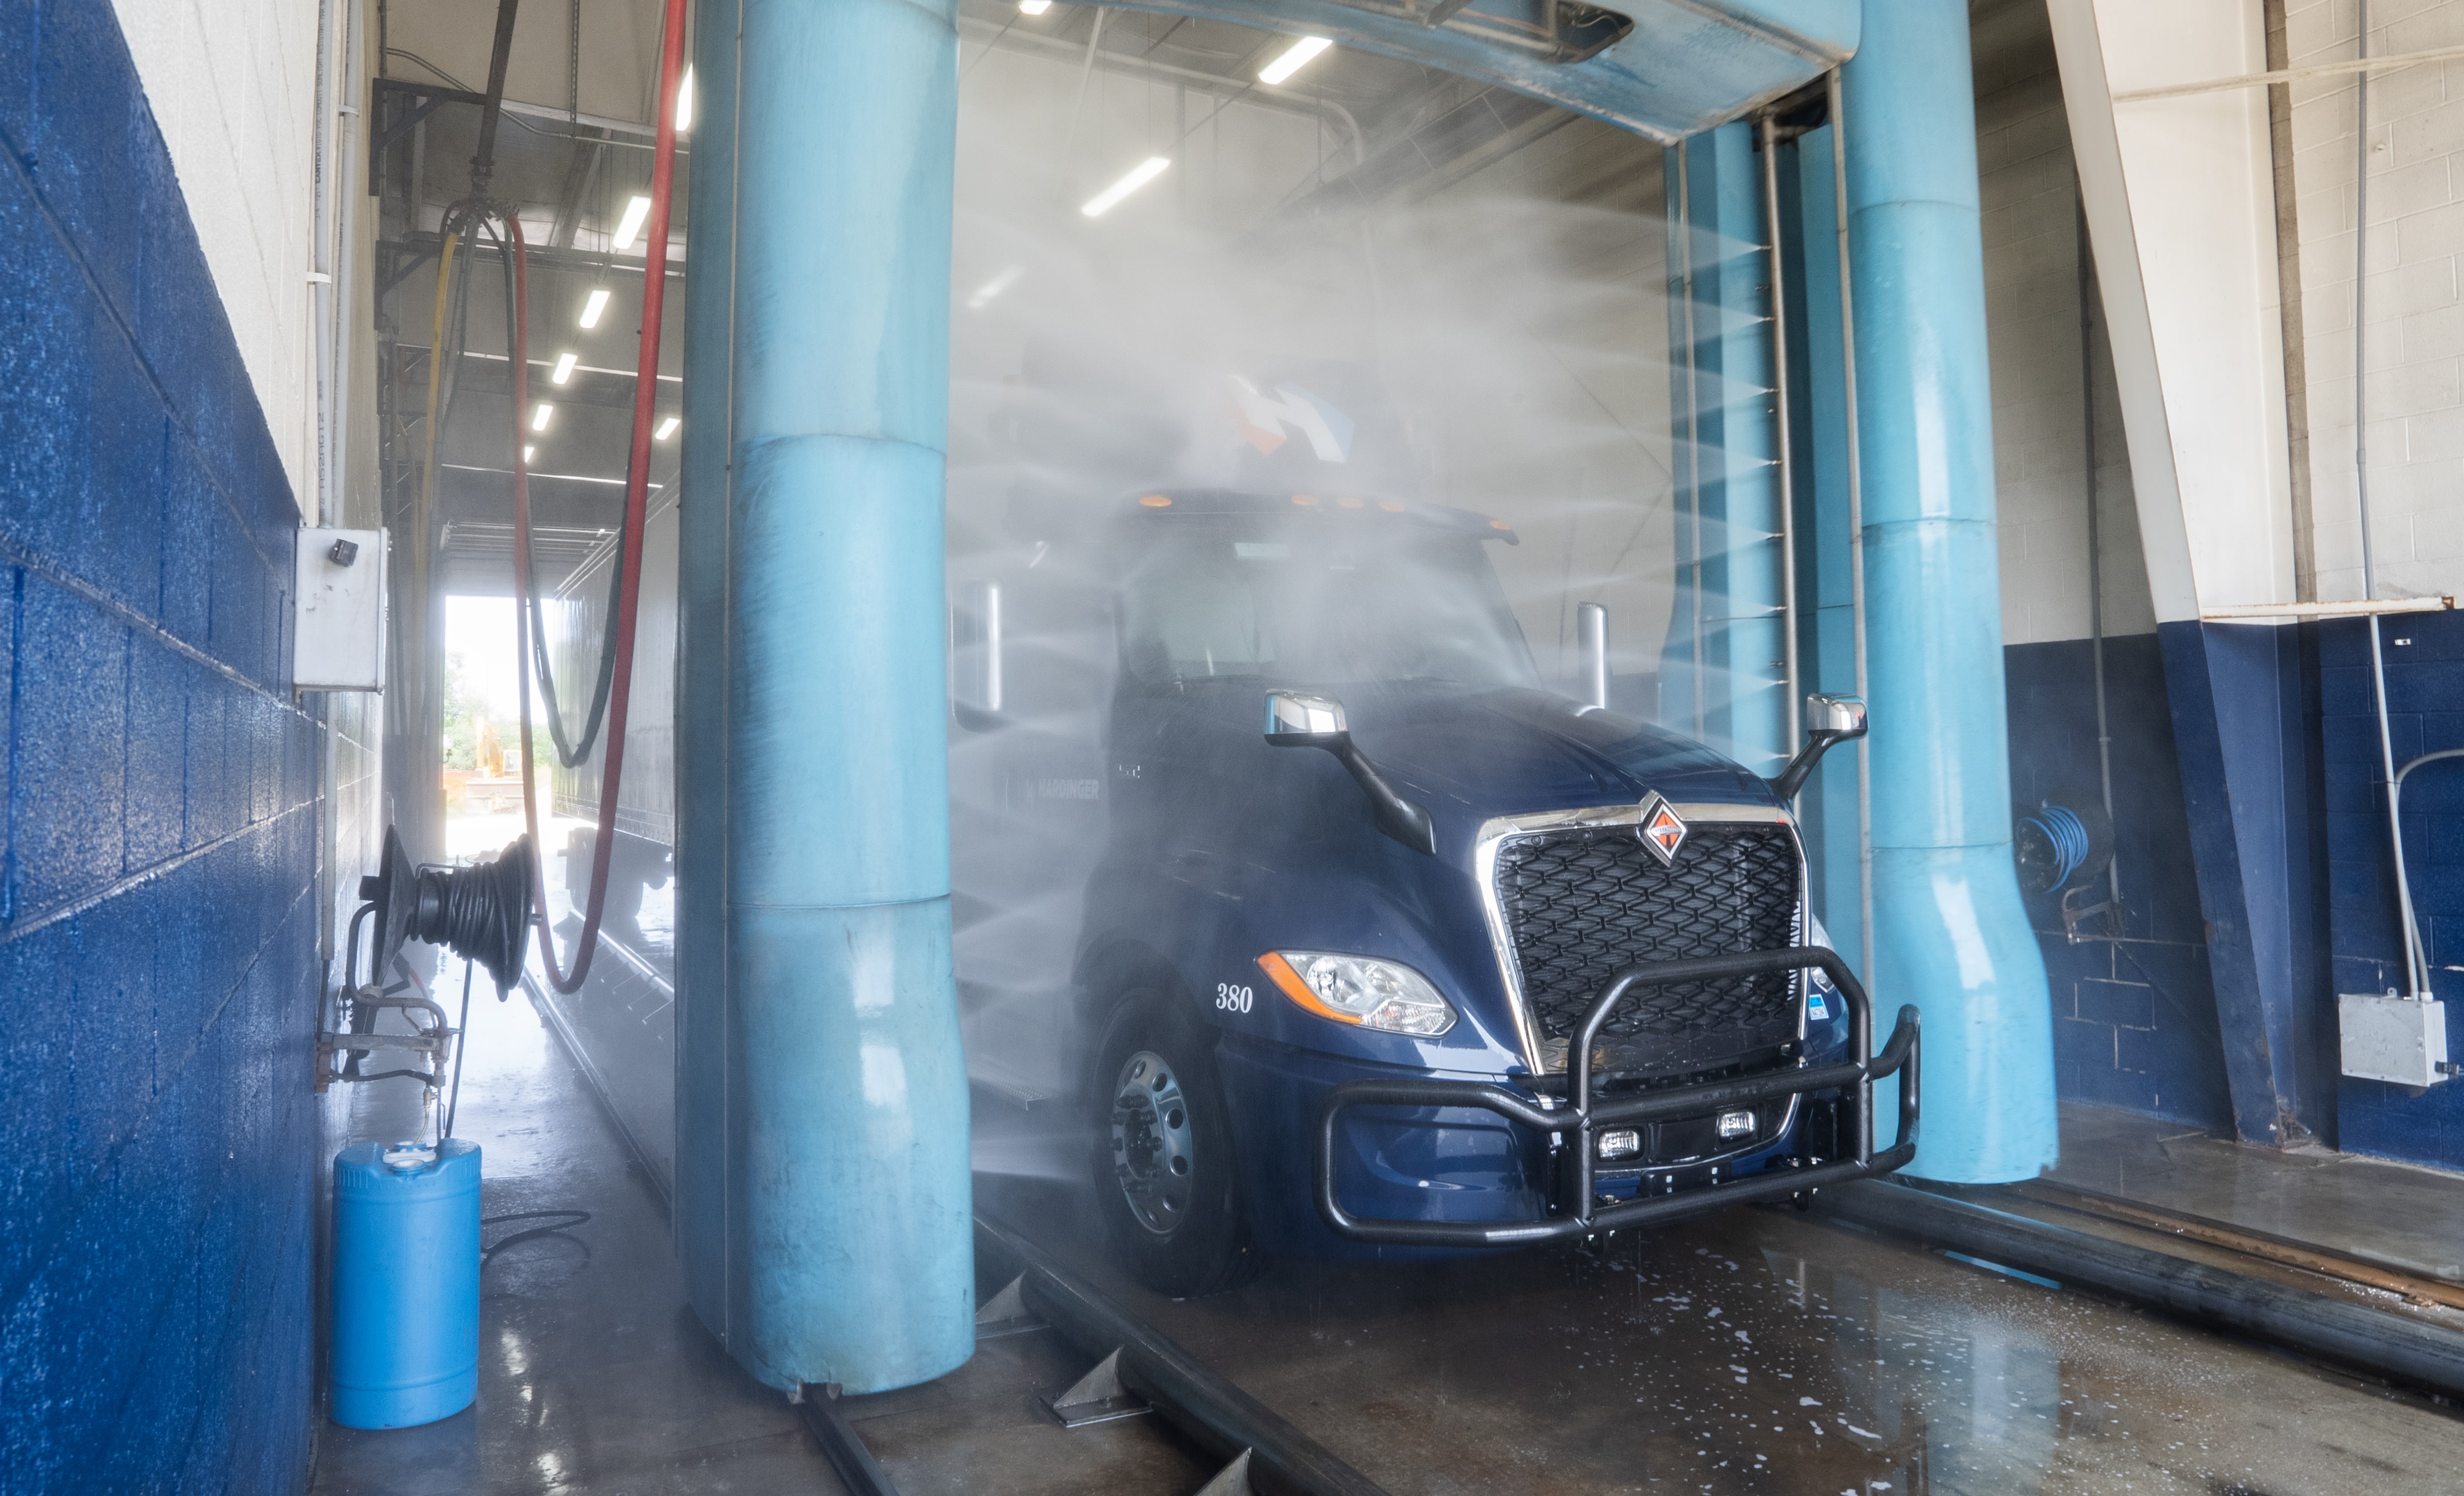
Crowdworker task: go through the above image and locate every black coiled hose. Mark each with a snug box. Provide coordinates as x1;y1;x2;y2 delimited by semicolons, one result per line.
409;838;534;991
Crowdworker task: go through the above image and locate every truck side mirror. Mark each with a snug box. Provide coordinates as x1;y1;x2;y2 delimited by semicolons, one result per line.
1263;691;1436;855
951;580;1006;733
1768;693;1867;803
1264;690;1348;744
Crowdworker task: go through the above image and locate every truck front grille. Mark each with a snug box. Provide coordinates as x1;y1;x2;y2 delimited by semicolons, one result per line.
1494;821;1802;1075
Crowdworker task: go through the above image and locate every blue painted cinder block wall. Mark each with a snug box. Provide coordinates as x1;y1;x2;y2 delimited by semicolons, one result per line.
0;2;319;1490
2324;610;2464;1170
2005;635;2235;1131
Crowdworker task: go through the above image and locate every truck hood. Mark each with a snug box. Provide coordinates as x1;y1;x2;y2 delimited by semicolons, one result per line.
1338;683;1778;824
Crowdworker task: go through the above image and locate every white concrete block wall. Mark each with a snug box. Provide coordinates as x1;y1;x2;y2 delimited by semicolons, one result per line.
2287;0;2464;601
1980;50;2157;645
112;0;324;502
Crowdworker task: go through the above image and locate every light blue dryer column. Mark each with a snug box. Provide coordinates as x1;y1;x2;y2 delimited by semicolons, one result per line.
1842;0;2055;1180
674;0;974;1392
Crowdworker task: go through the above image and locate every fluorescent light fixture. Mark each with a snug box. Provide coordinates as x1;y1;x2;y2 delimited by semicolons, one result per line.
611;194;652;251
551;351;578;385
966;265;1025;310
523;444;535;463
1259;35;1332;85
532;403;554;433
1020;0;1051;12
675;66;694;131
655;415;680;441
579;287;611;328
1081;157;1170;218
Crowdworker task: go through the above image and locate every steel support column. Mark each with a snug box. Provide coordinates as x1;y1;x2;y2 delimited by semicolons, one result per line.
1841;0;2057;1180
675;0;974;1393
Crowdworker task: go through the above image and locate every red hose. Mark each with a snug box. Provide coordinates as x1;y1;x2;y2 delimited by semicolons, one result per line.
510;0;689;994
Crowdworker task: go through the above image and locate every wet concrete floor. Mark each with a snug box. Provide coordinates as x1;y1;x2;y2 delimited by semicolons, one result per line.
312;945;2464;1494
309;956;848;1495
1002;1187;2464;1495
2050;1104;2464;1283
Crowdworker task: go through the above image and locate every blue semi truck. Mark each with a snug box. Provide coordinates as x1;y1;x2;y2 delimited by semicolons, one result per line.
949;484;1921;1297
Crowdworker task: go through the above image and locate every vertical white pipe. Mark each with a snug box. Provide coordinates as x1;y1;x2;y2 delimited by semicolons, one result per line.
1826;69;1874;986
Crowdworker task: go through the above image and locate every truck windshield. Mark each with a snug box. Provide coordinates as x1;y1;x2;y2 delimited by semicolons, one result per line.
1118;516;1539;690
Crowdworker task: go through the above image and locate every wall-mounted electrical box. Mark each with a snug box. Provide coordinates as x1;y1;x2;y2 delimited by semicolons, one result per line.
2340;992;2450;1087
293;527;388;692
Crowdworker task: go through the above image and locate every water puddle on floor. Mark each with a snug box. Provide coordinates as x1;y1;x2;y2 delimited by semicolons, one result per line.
1093;1201;2464;1495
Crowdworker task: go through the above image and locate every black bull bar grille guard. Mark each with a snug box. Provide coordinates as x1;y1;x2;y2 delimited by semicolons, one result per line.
1314;946;1922;1247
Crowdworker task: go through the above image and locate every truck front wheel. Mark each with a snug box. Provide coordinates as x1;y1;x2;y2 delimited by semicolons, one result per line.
1090;996;1256;1297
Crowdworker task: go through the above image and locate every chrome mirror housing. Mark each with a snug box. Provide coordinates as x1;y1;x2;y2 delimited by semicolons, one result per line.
1806;693;1867;740
1264;690;1349;745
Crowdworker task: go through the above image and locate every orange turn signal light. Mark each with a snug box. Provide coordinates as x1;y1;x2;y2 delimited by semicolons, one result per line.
1258;952;1355;1025
1138;494;1172;507
1290;493;1319;506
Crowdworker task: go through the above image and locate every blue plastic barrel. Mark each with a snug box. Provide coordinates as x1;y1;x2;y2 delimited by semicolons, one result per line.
329;1138;481;1428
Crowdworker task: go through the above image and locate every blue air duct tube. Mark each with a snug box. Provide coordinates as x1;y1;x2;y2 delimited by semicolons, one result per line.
673;0;974;1392
1663;120;1789;773
1841;0;2055;1180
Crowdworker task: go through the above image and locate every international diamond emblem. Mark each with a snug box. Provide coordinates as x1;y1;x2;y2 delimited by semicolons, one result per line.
1639;795;1687;865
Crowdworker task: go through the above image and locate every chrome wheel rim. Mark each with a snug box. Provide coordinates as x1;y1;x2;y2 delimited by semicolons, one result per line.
1109;1049;1194;1236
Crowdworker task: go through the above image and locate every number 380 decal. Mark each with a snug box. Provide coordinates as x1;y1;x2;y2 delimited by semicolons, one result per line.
1215;983;1254;1014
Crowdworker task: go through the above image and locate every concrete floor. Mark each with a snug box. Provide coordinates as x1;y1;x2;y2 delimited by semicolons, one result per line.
978;1165;2464;1495
308;830;2464;1494
2048;1104;2464;1282
309;959;850;1495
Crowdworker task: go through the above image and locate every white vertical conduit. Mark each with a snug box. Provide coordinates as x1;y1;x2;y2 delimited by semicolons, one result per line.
1827;69;1875;984
312;0;337;524
1761;113;1802;753
2351;2;2429;1000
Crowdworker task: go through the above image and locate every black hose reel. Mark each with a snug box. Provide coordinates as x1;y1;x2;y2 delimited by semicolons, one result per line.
321;827;535;1094
357;824;536;994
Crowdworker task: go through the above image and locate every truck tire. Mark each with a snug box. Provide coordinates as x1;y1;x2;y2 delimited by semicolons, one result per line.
1089;994;1258;1298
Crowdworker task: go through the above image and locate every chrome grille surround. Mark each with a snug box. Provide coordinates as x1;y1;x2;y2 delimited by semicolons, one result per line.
1473;802;1808;1080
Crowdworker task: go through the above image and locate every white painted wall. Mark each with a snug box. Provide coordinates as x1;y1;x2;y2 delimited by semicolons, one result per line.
2051;0;2297;624
2285;0;2464;602
1979;43;2158;645
112;0;326;500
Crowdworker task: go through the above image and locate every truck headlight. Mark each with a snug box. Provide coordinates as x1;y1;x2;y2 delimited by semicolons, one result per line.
1258;952;1458;1036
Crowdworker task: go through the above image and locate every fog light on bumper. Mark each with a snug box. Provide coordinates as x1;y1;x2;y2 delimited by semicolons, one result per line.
1716;1109;1755;1140
1596;1129;1641;1161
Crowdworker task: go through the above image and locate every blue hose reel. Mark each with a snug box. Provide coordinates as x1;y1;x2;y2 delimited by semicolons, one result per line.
2013;795;2114;896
